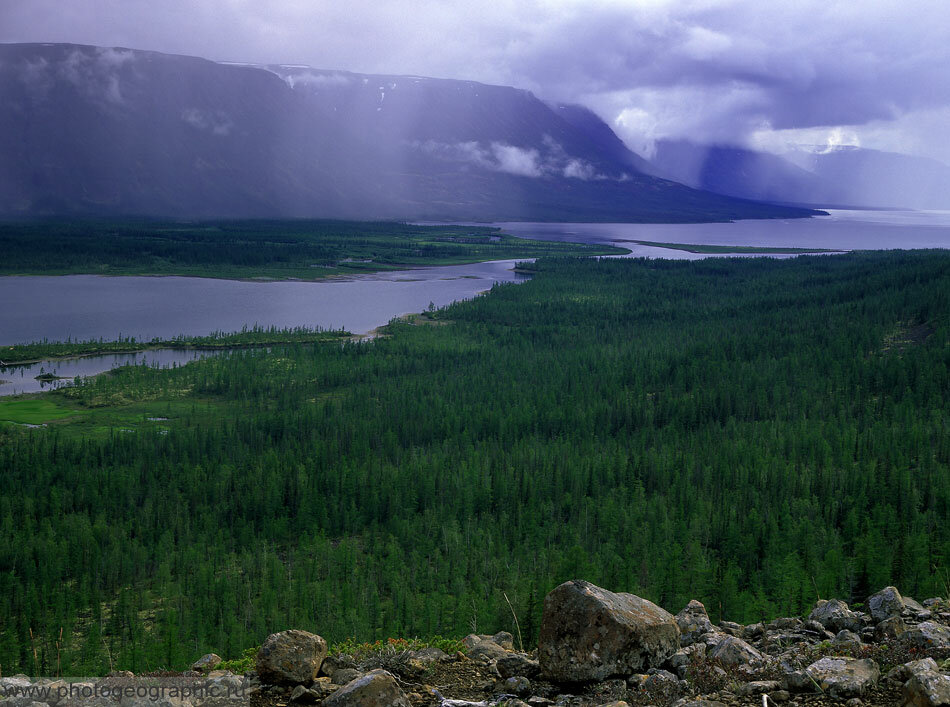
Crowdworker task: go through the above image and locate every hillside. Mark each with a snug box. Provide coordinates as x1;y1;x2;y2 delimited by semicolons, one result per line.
1;251;948;680
0;43;816;222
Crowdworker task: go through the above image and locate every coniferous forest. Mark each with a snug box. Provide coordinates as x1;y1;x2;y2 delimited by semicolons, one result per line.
1;251;949;676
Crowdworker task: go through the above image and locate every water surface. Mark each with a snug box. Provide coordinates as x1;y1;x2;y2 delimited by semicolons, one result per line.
0;349;225;397
492;209;950;254
0;259;527;346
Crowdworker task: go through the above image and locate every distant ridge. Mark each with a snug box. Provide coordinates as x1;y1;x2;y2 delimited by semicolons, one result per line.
0;43;817;222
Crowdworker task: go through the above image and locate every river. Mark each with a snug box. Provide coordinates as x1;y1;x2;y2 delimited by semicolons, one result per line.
2;209;949;397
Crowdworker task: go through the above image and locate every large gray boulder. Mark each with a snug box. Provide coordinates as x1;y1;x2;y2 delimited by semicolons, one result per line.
675;600;714;647
256;630;328;685
538;580;680;682
322;669;411;707
868;586;905;623
789;656;880;699
808;599;861;633
903;670;950;707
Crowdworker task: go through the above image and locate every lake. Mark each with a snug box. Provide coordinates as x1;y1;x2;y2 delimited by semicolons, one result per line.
2;209;949;397
492;209;950;256
0;259;529;347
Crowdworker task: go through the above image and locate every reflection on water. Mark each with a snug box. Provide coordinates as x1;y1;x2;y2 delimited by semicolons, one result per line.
0;349;224;397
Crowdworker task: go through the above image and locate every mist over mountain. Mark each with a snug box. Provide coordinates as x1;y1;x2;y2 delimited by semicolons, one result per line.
0;43;815;222
650;140;950;210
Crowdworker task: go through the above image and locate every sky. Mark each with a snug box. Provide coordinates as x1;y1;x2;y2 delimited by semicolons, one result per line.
2;0;950;163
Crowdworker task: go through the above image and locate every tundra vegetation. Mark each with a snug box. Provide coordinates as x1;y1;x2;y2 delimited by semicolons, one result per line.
0;251;948;677
0;219;625;280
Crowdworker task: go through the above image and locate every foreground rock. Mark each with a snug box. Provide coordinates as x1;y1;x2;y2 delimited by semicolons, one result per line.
256;629;329;685
903;669;950;706
787;656;880;698
322;669;411;707
538;579;680;682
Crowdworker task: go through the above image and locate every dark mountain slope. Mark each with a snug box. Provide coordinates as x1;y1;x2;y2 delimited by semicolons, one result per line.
0;43;816;221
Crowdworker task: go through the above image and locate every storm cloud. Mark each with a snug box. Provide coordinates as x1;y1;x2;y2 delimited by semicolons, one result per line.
2;0;949;161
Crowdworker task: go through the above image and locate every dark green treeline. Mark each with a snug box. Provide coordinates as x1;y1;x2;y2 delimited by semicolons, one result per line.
1;252;948;674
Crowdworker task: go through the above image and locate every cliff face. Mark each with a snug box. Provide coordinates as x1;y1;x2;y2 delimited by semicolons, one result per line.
0;43;815;222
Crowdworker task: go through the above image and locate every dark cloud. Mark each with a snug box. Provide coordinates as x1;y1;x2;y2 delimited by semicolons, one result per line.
2;0;949;160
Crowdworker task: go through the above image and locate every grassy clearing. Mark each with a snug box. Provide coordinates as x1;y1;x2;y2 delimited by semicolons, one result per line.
0;398;80;424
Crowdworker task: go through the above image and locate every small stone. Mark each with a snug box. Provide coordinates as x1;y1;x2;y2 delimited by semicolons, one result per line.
322;669;411;707
331;668;361;685
290;685;319;704
676;600;715;647
875;615;906;641
738;681;782;696
504;676;532;696
707;635;764;667
497;655;541;679
192;653;222;672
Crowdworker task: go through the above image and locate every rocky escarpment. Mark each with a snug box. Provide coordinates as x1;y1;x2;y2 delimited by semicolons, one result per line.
3;582;949;707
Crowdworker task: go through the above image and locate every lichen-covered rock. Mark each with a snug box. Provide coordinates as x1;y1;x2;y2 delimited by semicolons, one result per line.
538;580;680;682
675;600;714;647
256;630;328;685
330;668;362;686
408;646;448;664
903;669;950;707
899;622;950;651
503;676;532;696
642;669;685;699
707;635;763;667
322;669;411;707
738;680;782;696
868;586;905;623
795;656;880;699
833;629;863;650
290;685;320;704
809;599;861;633
192;653;222;672
875;615;907;641
885;657;938;684
496;654;541;679
469;639;509;661
669;643;706;671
